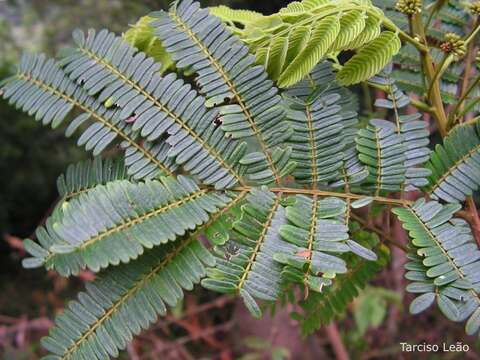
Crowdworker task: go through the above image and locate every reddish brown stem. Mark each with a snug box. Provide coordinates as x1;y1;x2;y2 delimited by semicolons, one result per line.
467;197;480;247
325;323;350;360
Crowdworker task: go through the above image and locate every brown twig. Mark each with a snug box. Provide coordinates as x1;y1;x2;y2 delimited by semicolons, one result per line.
467;197;480;247
351;213;408;252
145;321;234;358
325;323;350;360
152;295;234;329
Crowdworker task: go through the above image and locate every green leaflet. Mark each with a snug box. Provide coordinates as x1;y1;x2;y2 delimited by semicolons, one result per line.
41;238;214;360
275;195;377;293
284;62;367;189
367;67;431;192
61;28;247;190
209;5;263;29
277;15;341;88
123;16;173;74
150;0;296;185
0;53;176;180
395;199;480;333
23;176;231;275
427;121;480;203
202;188;287;318
296;239;390;336
213;0;388;88
329;10;366;52
57;157;129;200
284;70;367;189
285;93;347;187
337;31;401;86
356;119;407;193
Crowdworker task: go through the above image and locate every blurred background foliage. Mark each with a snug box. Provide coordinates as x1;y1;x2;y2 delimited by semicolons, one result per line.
1;1;480;359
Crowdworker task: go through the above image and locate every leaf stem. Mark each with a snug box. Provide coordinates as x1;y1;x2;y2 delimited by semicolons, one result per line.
351;213;408;252
367;81;434;113
232;186;412;207
447;75;480;129
381;18;427;53
409;12;449;136
424;0;446;31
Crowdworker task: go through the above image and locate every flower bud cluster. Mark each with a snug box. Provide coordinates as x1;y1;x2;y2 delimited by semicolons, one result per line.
395;0;422;15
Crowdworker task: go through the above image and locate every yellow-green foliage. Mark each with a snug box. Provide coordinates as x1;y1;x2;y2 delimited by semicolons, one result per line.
337;31;402;86
211;0;400;88
123;16;173;73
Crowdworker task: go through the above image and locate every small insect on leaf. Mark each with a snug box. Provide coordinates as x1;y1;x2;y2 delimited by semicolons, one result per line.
224;242;240;260
213;115;223;128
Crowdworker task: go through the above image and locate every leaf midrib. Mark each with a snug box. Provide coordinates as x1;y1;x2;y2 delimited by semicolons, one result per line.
59;191;247;359
303;195;318;287
60;237;194;360
237;194;282;290
60;188;208;253
78;47;244;186
409;206;480;306
20;74;172;176
305;105;318;188
430;143;480;194
170;12;281;184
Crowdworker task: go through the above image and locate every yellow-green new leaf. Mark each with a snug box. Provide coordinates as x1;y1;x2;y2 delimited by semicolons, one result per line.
209;5;264;27
336;31;401;86
123;16;173;74
278;15;341;88
330;10;366;52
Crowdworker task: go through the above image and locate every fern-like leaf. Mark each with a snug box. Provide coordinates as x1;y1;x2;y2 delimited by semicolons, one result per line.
296;240;390;336
356;119;407;193
40;237;214;360
61;28;247;189
285;92;361;188
427;121;480;203
277;15;341;88
275;195;377;294
215;0;390;87
394;199;480;334
23;176;231;275
337;31;401;86
284;62;367;189
368;67;431;191
150;0;296;184
202;188;288;318
57;157;128;200
0;53;176;180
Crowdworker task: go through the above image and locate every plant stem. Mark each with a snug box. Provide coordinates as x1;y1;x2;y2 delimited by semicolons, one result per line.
465;21;480;46
447;75;480;129
409;12;449;136
446;19;480;130
381;18;427;53
467;197;480;248
232;186;412;207
427;53;452;99
367;81;434;113
424;0;447;30
325;323;350;360
351;213;408;252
